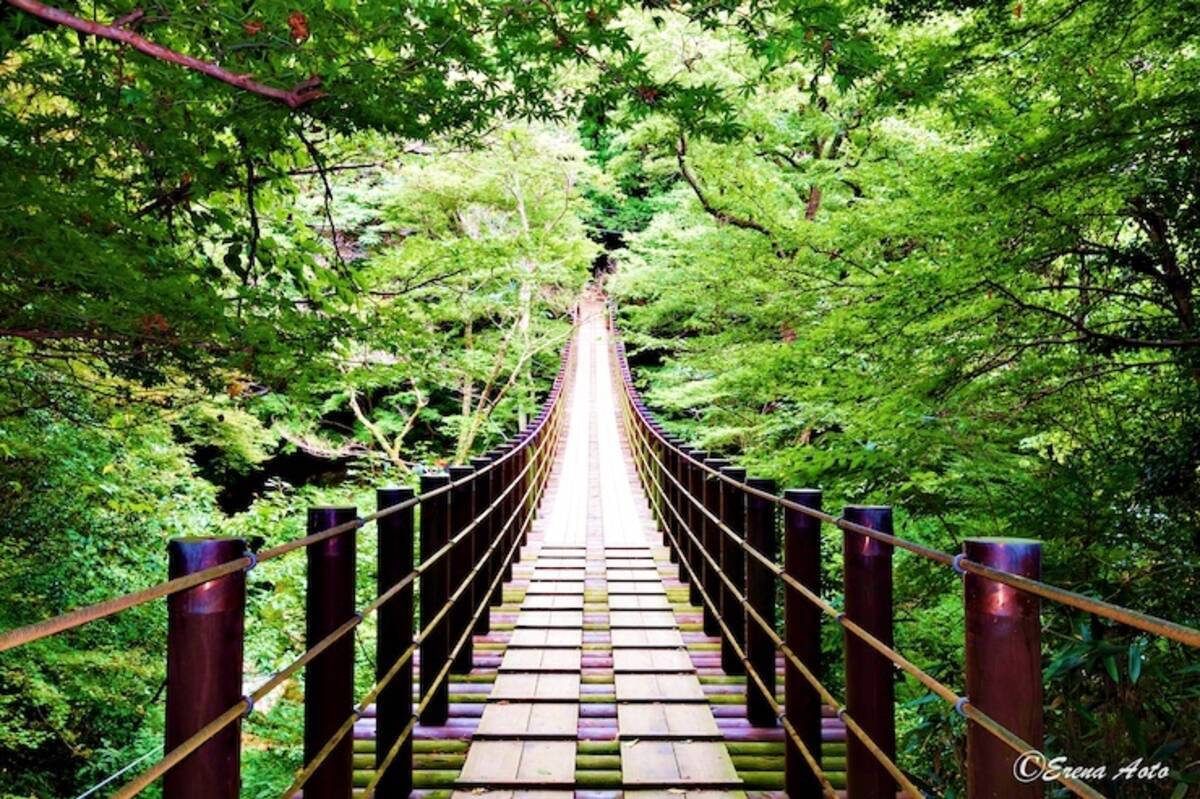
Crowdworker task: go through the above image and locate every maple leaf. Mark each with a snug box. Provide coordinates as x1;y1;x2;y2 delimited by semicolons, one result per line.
288;11;310;43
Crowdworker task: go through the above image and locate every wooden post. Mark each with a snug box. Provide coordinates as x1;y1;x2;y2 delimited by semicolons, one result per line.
419;474;450;725
842;505;896;799
745;477;777;727
664;438;681;563
686;449;709;609
448;465;476;673
376;487;414;799
964;537;1044;799
490;445;511;609
784;489;823;798
471;456;494;635
164;537;246;799
702;457;729;636
304;506;357;799
719;465;747;675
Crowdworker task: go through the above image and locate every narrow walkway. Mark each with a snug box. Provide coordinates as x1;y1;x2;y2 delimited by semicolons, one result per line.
352;298;843;795
455;303;740;793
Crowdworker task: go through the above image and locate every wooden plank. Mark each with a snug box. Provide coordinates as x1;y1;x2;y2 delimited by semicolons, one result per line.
605;569;662;582
458;740;577;787
521;594;584;610
609;594;671;610
508;628;584;648
609;610;678;628
620;741;741;787
451;792;574;799
611;628;685;648
604;547;652;556
531;568;587;581
674;742;742;785
476;703;579;738
617;703;721;738
624;793;746;799
515;610;584;628
524;581;584;596
605;559;658;570
612;648;694;673
539;548;586;558
607;582;667;596
614;673;706;701
491;673;581;701
534;558;587;569
499;648;582;672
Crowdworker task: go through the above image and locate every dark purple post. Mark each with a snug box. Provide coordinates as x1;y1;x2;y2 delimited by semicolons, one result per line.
663;440;680;564
304;506;357;799
784;489;823;798
842;505;895;799
490;445;511;608
964;538;1043;799
702;457;729;636
419;474;450;725
686;449;709;608
165;537;246;799
745;477;777;727
376;487;414;798
719;465;747;674
448;465;476;673
471;456;494;635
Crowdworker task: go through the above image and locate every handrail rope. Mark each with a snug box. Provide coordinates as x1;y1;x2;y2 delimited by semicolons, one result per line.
617;406;915;798
0;336;577;655
111;364;572;799
624;379;1108;796
625;423;1105;799
363;425;560;799
279;417;560;798
610;323;1200;649
617;430;841;799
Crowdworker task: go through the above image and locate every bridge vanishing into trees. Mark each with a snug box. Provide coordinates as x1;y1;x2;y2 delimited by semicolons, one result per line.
2;294;1198;799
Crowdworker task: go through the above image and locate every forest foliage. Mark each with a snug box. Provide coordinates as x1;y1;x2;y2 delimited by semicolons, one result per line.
2;0;1199;796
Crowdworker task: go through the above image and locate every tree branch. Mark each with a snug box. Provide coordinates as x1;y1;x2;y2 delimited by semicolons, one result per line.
676;133;781;244
4;0;323;108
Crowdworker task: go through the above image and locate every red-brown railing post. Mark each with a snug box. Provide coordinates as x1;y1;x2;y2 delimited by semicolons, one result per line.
686;449;708;610
842;505;896;799
784;488;823;798
719;464;747;675
702;457;729;636
304;506;357;798
745;477;777;727
448;464;476;673
663;438;681;564
964;537;1043;799
164;537;246;799
376;487;414;798
491;444;512;606
471;456;494;635
419;473;450;725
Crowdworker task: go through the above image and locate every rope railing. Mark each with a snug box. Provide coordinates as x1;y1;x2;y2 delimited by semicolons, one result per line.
0;316;577;799
607;302;1198;799
280;417;559;798
623;401;1105;799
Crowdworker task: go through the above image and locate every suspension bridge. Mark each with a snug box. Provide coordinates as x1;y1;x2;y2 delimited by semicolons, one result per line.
2;294;1198;799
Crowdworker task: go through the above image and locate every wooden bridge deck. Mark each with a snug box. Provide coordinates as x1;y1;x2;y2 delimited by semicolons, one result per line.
353;304;848;796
